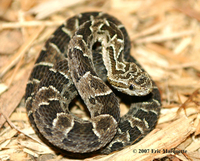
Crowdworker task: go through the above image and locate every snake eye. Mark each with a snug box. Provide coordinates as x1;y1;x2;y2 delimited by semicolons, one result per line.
129;84;134;90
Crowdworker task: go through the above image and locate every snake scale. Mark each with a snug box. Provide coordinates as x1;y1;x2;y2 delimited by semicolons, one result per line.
25;12;161;154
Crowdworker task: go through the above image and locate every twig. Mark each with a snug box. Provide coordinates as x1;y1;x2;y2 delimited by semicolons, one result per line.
1;110;43;144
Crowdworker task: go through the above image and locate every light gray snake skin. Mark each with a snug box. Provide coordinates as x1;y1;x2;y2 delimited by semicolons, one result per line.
25;12;161;154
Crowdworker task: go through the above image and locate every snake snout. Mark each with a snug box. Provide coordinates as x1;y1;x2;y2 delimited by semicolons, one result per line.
127;72;153;96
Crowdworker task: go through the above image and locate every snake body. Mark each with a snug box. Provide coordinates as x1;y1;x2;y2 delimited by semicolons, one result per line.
25;12;161;154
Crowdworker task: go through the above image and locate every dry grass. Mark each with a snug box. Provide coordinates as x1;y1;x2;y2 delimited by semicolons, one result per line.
0;0;200;161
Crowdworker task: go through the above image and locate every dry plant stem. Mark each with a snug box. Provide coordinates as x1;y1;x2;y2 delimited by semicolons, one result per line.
135;30;194;44
194;114;200;136
146;43;190;64
1;111;42;144
0;68;30;128
28;0;85;19
175;6;200;22
131;21;168;40
178;88;200;115
0;20;63;29
0;26;44;78
7;55;24;87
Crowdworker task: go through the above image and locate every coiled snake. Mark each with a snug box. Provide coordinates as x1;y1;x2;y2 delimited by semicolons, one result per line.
25;12;161;154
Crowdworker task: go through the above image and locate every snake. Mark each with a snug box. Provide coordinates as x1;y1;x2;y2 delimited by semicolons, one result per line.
25;12;161;154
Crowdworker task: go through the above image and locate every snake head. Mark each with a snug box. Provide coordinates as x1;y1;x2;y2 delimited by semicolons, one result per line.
108;66;153;96
126;71;153;96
